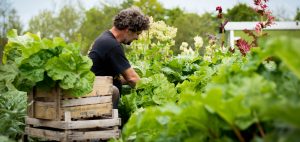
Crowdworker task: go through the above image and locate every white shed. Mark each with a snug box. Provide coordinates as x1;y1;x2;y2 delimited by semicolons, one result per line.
224;21;300;48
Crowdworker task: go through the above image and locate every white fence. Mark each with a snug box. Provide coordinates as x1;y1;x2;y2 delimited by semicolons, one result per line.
224;21;300;48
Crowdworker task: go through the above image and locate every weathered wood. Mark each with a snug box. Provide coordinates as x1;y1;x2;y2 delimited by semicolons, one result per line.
27;89;34;118
62;95;112;107
56;87;62;121
63;111;71;142
62;76;113;99
26;117;121;129
69;129;120;141
68;118;121;129
34;101;56;120
62;85;113;99
112;109;119;131
94;76;113;85
25;127;64;141
62;103;112;119
26;117;68;129
26;76;120;140
34;87;57;101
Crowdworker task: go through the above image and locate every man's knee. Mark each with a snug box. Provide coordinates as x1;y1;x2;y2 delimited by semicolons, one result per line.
112;86;120;109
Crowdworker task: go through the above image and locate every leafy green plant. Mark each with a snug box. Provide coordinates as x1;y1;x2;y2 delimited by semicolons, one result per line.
2;30;95;97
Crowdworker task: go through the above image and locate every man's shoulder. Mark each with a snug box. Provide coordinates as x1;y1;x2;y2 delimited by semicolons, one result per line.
95;31;119;46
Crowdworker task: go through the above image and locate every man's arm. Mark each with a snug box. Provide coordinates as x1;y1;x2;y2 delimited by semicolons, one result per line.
121;67;140;87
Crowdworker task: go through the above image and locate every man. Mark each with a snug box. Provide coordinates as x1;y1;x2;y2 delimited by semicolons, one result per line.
88;7;150;109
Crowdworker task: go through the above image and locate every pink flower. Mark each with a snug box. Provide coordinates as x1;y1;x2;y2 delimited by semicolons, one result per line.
255;22;263;34
261;4;267;9
236;39;251;56
254;0;262;5
216;6;222;13
265;15;275;26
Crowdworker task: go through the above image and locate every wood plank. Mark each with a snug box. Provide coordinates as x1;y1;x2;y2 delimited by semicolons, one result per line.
27;89;34;117
62;85;113;99
56;87;62;121
94;76;113;85
34;101;56;120
69;129;120;141
68;118;121;129
26;117;121;129
34;87;56;101
62;96;112;107
63;111;71;142
25;127;64;141
112;109;120;131
26;117;68;129
63;103;112;119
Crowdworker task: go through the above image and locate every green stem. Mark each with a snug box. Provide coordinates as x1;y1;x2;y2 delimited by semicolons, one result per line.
232;125;245;142
254;111;265;137
256;122;265;137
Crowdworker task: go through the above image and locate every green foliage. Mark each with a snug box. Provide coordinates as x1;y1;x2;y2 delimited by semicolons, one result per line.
119;74;179;123
172;13;216;53
225;3;259;21
28;5;83;47
295;8;300;21
78;6;120;54
118;33;300;142
0;63;26;140
0;0;23;62
132;0;166;21
2;29;95;96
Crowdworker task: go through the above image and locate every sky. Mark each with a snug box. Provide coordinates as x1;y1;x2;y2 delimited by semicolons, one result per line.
10;0;300;29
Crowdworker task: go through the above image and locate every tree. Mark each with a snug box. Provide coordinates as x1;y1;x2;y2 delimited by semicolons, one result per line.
132;0;166;21
295;8;300;21
28;4;83;42
28;10;56;38
55;5;83;42
225;3;259;21
165;7;184;25
0;0;23;63
77;6;120;54
172;12;216;54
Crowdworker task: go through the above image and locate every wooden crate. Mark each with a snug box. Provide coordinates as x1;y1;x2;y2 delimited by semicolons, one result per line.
25;109;120;141
25;76;121;141
28;76;114;120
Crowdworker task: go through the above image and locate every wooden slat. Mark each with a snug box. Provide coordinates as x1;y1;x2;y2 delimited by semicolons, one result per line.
69;129;120;141
26;117;68;129
34;87;57;101
62;96;112;107
94;76;113;85
34;101;56;120
63;103;112;119
25;127;64;141
27;89;34;118
112;109;120;131
62;85;113;99
56;87;62;121
68;118;121;129
26;117;121;129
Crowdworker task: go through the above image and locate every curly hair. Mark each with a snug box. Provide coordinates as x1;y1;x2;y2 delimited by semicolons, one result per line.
113;7;150;32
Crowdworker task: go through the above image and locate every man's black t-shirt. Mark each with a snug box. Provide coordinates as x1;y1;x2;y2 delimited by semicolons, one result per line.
89;30;131;92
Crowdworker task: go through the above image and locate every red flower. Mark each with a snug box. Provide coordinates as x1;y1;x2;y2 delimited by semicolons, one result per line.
236;39;251;56
216;6;222;13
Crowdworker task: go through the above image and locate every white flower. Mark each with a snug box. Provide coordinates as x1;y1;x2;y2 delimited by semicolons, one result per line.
180;42;189;51
194;36;203;48
203;55;212;62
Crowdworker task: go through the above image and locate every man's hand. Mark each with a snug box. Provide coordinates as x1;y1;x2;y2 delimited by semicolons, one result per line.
121;67;140;87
